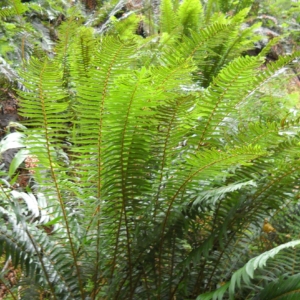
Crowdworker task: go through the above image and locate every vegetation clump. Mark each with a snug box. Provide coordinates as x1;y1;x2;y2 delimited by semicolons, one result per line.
0;0;300;299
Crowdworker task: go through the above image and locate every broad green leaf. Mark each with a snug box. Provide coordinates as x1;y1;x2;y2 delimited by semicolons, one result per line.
8;148;29;177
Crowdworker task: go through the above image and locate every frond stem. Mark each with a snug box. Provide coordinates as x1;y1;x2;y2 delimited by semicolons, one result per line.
25;229;58;299
39;62;84;298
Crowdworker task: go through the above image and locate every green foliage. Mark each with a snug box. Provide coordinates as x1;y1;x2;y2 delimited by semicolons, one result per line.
256;0;300;41
178;0;204;34
0;1;300;299
257;273;300;300
0;0;27;18
160;0;178;34
198;240;300;300
202;0;255;22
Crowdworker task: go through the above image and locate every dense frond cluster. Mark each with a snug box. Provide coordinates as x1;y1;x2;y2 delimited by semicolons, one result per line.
0;0;300;299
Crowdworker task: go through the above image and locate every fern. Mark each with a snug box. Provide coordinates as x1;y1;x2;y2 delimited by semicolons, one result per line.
257;273;300;300
160;0;178;34
0;0;27;18
177;0;204;34
197;240;300;300
0;2;300;299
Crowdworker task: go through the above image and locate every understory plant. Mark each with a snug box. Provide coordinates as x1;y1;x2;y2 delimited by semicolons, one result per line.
1;0;300;299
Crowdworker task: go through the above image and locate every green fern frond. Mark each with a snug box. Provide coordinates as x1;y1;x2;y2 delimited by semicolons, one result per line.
18;57;69;151
0;0;27;18
203;9;262;80
224;122;282;149
70;26;96;80
177;0;204;34
17;57;87;297
192;180;257;206
110;13;141;39
176;19;255;87
175;22;232;75
54;13;84;84
160;0;179;34
203;0;219;23
0;198;80;298
192;55;264;148
69;37;141;297
257;273;300;300
196;8;261;85
190;52;300;150
145;11;250;77
198;240;300;300
157;145;265;248
72;36;136;185
255;51;300;88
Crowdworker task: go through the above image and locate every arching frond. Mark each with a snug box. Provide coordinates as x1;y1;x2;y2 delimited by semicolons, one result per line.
197;240;300;300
